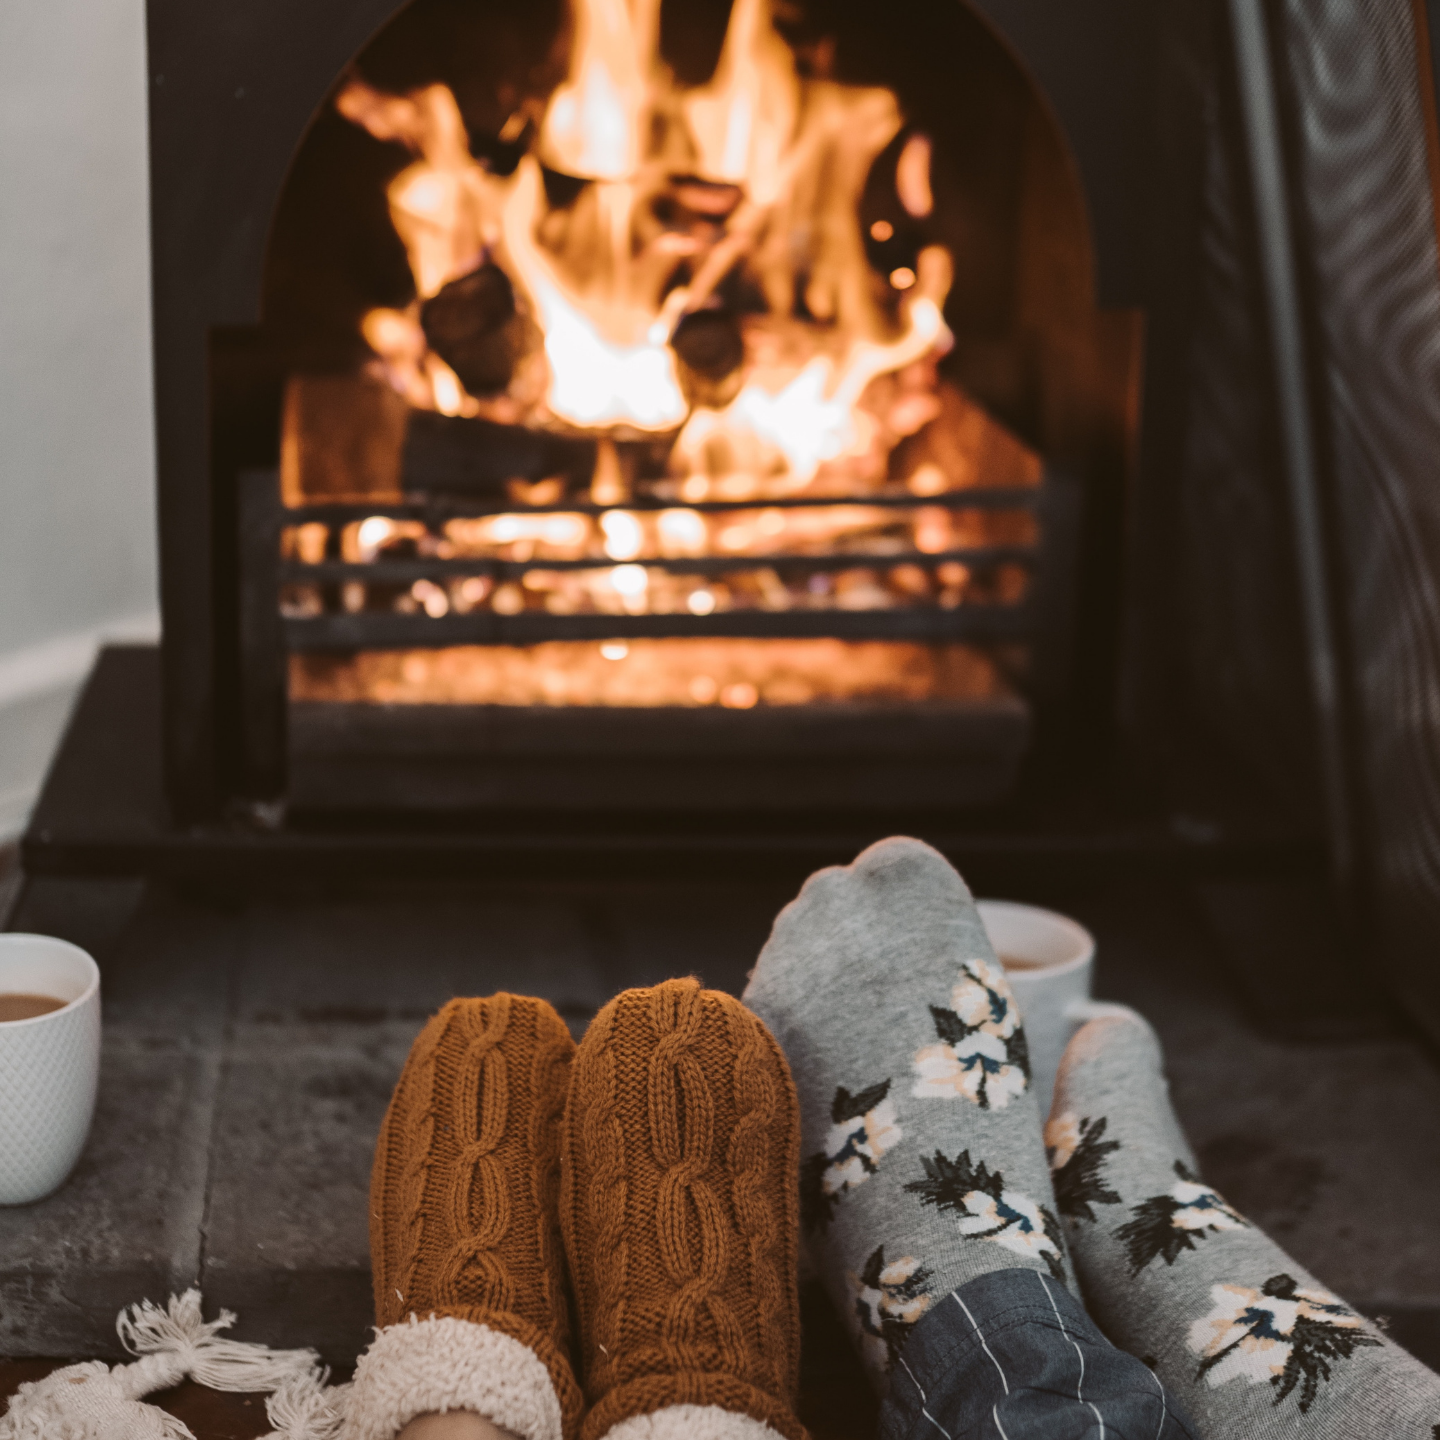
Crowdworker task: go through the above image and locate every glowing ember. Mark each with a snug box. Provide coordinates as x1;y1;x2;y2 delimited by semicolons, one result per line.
291;640;1008;708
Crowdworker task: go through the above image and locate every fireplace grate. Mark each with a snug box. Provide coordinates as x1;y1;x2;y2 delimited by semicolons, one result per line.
235;466;1081;806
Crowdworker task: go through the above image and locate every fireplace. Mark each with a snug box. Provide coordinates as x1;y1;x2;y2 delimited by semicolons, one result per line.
146;0;1147;828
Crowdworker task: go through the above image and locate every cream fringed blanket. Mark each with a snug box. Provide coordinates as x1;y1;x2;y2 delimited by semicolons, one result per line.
0;1291;347;1440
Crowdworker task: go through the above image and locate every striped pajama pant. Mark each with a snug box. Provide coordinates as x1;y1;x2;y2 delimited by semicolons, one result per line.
879;1269;1196;1440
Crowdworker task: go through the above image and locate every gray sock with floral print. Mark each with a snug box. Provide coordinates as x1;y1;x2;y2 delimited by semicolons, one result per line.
1049;1010;1440;1437
743;836;1071;1394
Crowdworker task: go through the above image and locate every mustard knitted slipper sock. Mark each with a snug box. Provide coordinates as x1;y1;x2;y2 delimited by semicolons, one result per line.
344;995;584;1440
562;978;808;1440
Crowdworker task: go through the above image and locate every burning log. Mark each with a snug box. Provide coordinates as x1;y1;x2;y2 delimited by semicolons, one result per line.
400;411;596;497
419;263;534;397
280;374;408;503
671;309;746;379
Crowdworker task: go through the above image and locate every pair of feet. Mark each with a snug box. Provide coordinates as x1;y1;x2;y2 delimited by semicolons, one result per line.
351;978;806;1440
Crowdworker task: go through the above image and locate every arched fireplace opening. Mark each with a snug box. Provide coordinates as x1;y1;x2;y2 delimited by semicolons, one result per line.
211;0;1141;822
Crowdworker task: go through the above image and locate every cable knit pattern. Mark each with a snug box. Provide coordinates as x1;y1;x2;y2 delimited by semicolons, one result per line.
360;996;584;1440
562;979;808;1440
528;1020;575;1336
723;998;792;1402
569;1001;630;1399
647;983;746;1382
387;1015;444;1314
435;997;514;1310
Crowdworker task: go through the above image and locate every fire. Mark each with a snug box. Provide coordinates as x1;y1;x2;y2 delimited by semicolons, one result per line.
335;0;960;459
292;0;1047;708
336;81;496;300
539;0;659;181
676;246;952;486
499;157;687;430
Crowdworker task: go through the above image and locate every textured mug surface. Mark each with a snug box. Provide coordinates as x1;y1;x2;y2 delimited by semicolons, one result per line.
977;900;1096;1116
0;934;101;1205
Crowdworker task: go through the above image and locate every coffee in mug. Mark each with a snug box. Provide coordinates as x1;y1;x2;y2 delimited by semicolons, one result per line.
0;993;67;1023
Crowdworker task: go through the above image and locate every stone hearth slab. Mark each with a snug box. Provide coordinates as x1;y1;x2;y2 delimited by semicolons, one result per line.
2;873;1439;1373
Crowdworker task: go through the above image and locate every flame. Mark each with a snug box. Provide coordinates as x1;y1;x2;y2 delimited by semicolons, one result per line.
338;0;950;443
336;80;494;299
539;0;658;181
318;0;1044;670
683;0;798;200
499;157;688;430
676;246;953;485
896;133;934;219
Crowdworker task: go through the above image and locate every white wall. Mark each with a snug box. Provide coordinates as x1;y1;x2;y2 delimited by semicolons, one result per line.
0;0;160;838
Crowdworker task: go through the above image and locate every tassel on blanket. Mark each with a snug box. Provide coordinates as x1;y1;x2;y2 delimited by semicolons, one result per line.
0;1290;332;1440
262;1369;351;1440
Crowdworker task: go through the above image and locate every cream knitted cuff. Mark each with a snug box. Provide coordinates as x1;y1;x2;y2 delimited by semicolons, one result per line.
600;1406;784;1440
342;1315;564;1440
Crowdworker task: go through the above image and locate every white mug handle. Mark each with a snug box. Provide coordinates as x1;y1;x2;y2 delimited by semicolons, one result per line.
1063;999;1137;1026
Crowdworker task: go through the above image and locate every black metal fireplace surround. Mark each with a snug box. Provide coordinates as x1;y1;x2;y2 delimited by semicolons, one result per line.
23;0;1440;1038
89;0;1155;843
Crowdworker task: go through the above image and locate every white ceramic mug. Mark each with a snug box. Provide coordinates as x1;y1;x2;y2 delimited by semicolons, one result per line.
0;934;102;1205
977;901;1123;1116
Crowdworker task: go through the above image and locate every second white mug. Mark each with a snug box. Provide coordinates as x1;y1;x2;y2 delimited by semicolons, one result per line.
977;900;1121;1117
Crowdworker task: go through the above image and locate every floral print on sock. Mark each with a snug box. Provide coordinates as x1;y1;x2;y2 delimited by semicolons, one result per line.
905;1149;1066;1280
1045;1113;1121;1222
849;1246;934;1374
1189;1273;1381;1412
800;1079;902;1233
1116;1160;1248;1273
911;958;1030;1109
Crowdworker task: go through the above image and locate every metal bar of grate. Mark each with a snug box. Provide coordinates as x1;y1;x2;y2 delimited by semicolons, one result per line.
282;487;1041;525
280;545;1036;585
284;605;1036;652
